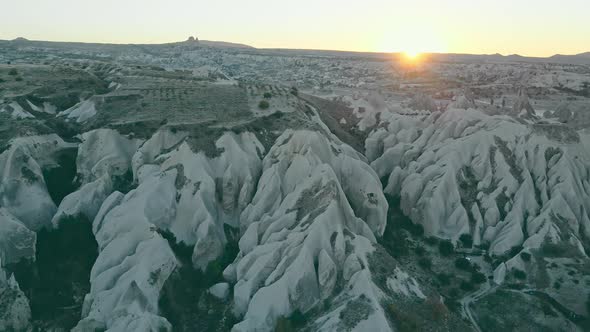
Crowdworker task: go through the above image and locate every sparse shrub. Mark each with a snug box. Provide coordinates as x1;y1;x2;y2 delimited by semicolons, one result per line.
258;100;270;109
471;271;487;284
387;304;420;332
0;78;4;83
459;234;473;248
437;272;451;286
455;257;472;271
263;92;272;99
8;216;98;326
8;68;18;75
409;223;424;237
290;87;298;96
418;256;432;270
15;76;23;81
275;317;295;332
475;242;490;251
425;236;438;246
426;295;449;320
275;310;306;332
414;245;426;256
553;281;561;289
438;240;454;256
513;269;527;280
520;252;531;262
460;280;474;291
449;288;460;298
483;254;492;263
509;245;523;257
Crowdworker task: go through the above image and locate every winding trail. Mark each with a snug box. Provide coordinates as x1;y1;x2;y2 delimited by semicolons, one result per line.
460;280;495;332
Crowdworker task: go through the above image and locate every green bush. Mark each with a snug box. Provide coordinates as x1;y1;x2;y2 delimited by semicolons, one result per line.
471;272;487;284
459;234;473;248
8;68;18;75
513;269;527;280
455;257;472;271
263;92;272;99
438;240;454;256
418;256;432;270
258;100;270;109
520;252;531;262
460;281;474;291
410;223;425;237
414;245;426;256
437;273;451;286
425;236;439;246
15;76;23;81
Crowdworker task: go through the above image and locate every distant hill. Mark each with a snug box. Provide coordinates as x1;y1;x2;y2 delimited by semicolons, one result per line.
3;38;254;50
2;37;588;64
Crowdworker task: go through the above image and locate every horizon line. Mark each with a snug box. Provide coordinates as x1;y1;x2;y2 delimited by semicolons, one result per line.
2;36;589;59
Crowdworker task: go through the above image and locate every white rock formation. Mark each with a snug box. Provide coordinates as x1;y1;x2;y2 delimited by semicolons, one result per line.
0;102;35;119
0;208;36;265
132;129;264;271
52;129;140;225
77;129;141;184
0;261;31;331
52;175;114;226
74;172;178;332
0;135;75;230
228;130;389;331
209;282;230;301
368;108;590;255
58;99;98;123
76;129;265;330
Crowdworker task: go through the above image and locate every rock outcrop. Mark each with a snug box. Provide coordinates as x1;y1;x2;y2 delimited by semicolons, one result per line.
368;108;590;256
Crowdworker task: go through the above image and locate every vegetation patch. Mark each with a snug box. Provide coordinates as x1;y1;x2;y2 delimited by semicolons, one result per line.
7;216;98;330
158;226;239;331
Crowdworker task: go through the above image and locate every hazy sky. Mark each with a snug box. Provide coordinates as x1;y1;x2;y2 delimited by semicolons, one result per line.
2;0;589;56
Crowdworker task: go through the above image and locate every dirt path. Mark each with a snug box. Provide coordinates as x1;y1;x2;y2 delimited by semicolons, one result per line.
460;281;495;332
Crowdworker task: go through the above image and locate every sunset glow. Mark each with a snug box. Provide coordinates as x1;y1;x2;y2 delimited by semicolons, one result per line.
1;0;590;56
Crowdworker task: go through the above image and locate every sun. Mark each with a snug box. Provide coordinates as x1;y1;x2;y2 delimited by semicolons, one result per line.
403;50;421;59
376;24;447;58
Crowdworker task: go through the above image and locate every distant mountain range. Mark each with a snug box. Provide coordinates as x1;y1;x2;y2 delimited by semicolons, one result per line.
4;37;590;65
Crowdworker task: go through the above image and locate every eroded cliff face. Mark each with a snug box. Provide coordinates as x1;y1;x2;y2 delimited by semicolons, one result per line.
368;108;590;257
2;78;589;331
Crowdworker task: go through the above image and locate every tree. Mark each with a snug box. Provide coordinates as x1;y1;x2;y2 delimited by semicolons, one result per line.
263;92;272;99
8;68;18;76
258;100;270;110
414;245;426;256
437;273;451;286
459;234;473;248
513;269;527;280
455;257;472;271
471;272;486;284
460;281;474;291
438;240;454;256
418;256;432;270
